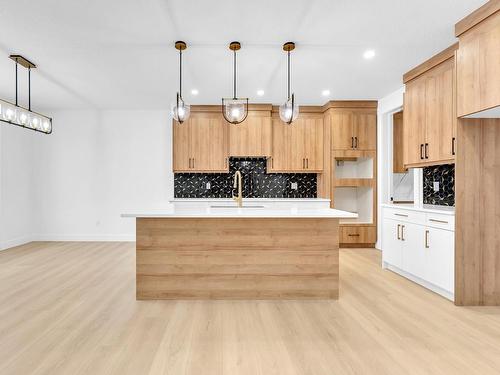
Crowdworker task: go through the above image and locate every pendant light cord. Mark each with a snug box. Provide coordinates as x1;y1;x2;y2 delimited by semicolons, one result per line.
287;50;291;100
15;61;18;106
179;49;182;97
233;49;237;100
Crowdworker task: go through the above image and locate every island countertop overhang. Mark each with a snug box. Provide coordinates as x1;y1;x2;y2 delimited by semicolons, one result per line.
121;207;357;219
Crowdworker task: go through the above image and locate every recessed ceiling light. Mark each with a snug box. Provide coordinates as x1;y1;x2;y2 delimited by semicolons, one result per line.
191;89;199;95
363;49;376;59
257;90;265;96
322;89;331;97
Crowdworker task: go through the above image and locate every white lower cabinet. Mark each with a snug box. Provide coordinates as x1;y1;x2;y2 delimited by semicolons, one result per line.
425;227;454;293
382;206;455;301
382;218;402;268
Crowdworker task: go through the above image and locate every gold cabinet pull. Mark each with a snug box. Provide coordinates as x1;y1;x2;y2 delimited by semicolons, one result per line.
397;224;401;240
425;230;429;248
394;213;408;217
429;218;448;224
401;225;405;241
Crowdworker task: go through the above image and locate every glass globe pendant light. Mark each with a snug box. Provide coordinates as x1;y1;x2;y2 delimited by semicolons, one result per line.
279;42;299;125
171;41;190;124
222;42;248;125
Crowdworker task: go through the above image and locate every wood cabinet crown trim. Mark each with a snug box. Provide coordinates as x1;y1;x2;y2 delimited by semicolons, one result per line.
322;100;378;111
403;43;458;83
271;101;378;114
455;0;500;37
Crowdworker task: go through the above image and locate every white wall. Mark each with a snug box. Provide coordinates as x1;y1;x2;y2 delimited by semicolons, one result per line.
0;125;36;249
33;110;174;241
0;110;174;247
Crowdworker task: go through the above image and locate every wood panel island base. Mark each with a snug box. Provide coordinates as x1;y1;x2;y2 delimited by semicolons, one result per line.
135;217;341;300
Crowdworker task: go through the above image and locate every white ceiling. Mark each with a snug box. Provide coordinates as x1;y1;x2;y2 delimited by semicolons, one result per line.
0;0;487;111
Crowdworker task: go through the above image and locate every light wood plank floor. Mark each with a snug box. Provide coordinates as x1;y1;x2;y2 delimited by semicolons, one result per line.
1;242;500;375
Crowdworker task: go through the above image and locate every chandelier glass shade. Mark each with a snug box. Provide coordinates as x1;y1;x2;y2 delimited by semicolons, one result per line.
279;42;299;125
222;42;248;125
171;41;190;124
0;55;52;134
171;92;190;123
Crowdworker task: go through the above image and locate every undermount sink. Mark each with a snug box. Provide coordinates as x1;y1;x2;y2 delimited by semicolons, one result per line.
210;205;266;209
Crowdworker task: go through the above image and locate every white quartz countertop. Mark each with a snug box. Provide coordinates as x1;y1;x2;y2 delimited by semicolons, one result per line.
382;203;455;216
170;198;331;202
122;206;356;219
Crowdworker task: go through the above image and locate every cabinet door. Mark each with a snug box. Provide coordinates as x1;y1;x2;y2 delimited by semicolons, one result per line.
392;111;406;173
172;119;191;172
229;112;272;157
425;58;455;162
190;114;228;172
401;223;426;279
382;218;403;268
403;78;426;166
331;111;354;150
456;12;500;117
269;117;292;171
303;116;324;171
353;112;376;150
425;227;454;292
290;118;307;170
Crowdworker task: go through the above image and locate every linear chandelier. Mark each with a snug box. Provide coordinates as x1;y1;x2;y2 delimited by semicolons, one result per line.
0;55;52;134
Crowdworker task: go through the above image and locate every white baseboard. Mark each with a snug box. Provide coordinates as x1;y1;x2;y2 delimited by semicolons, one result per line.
0;235;34;251
33;234;136;242
383;262;454;302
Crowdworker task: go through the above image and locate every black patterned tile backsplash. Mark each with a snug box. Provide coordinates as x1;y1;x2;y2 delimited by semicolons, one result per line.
174;158;317;198
423;164;455;206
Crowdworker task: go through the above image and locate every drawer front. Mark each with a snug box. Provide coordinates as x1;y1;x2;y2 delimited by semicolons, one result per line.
425;213;455;231
341;226;377;244
383;207;426;225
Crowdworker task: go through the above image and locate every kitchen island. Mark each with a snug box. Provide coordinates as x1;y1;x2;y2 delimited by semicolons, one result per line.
122;203;356;300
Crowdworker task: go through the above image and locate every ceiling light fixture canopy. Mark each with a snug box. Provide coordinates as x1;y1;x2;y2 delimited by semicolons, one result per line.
279;42;299;125
171;41;190;124
222;41;248;125
0;55;52;134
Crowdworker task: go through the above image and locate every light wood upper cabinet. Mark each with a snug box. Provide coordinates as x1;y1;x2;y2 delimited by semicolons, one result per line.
268;113;323;172
303;116;324;171
403;49;457;167
331;109;376;151
173;112;228;173
331;112;354;150
392;111;406;173
353;112;377;150
426;57;455;162
456;8;500;117
403;76;427;166
229;110;272;157
172;118;191;171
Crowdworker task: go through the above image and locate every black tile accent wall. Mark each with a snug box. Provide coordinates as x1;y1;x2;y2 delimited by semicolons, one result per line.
174;158;317;198
423;164;455;206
